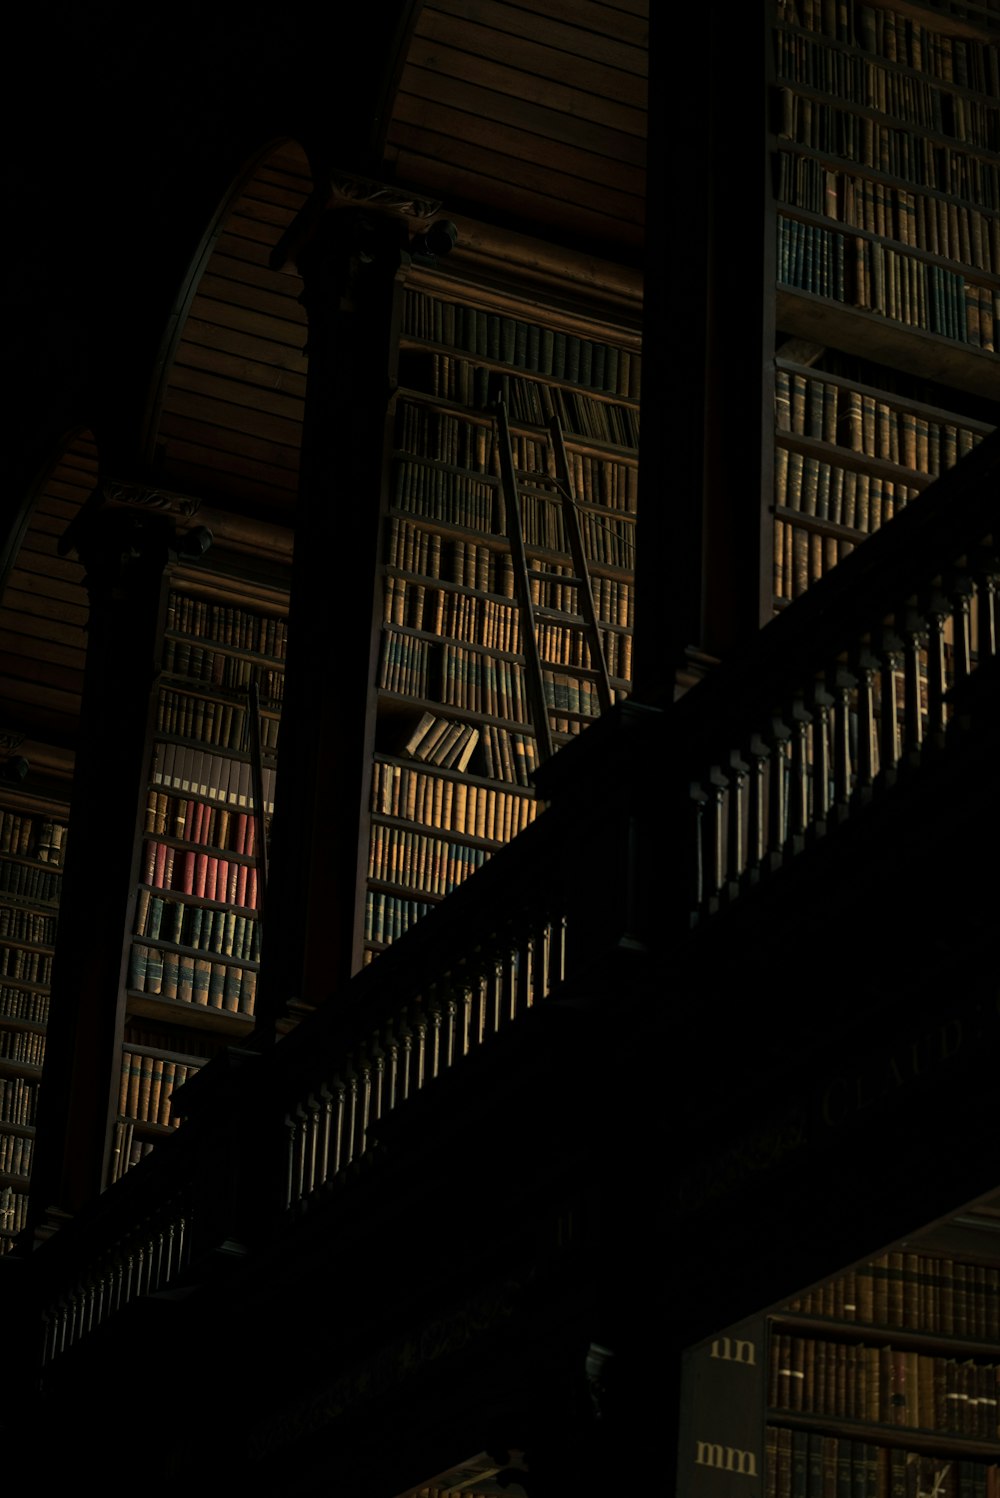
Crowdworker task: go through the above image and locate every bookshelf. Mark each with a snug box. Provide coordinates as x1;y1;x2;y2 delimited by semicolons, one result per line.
770;0;999;611
109;572;285;1182
766;1248;1000;1496
0;797;67;1253
680;1241;1000;1497
366;270;640;959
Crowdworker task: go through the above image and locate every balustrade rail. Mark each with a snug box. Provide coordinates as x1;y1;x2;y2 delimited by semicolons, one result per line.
26;429;1000;1372
673;430;1000;923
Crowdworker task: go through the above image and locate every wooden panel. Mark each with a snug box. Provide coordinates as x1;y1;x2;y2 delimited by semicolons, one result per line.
170;341;307;402
180;317;307;375
391;92;646;197
429;0;648;72
167;363;306;424
401;34;645;136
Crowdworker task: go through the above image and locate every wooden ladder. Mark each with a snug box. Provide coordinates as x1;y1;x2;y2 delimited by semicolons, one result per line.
493;400;615;765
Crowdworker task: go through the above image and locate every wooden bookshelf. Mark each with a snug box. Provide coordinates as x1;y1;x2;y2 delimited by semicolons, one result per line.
0;797;68;1253
364;271;640;959
770;0;1000;611
108;573;286;1183
680;1241;1000;1496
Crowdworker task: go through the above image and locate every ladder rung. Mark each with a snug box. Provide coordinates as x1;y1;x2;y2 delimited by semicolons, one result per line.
533;606;585;623
532;570;583;585
543;665;603;680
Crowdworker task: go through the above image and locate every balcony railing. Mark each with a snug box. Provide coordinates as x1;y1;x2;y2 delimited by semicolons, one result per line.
23;427;1000;1375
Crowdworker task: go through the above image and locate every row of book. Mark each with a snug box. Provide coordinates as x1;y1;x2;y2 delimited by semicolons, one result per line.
402;289;642;399
775;451;919;530
778;216;999;347
787;1255;1000;1340
771;1333;1000;1434
395;400;640;513
141;841;259;908
440;643;528;722
389;522;633;633
117;1048;202;1129
776;154;1000;274
372;758;540;842
0;812;67;864
0;1075;36;1127
401;713;480;772
162;639;284;704
164;591;288;660
0;1129;32;1178
776;90;1000;205
775;517;855;600
775;367;987;467
774;29;1000;150
766;1427;999;1498
0;860;61;904
481;725;538;787
364;891;432;947
402;354;641;448
0;1026;44;1067
393;458;497;533
778;0;1000;91
127;943;257;1015
0;985;48;1024
143;792;260;856
0;947;52;986
385;575;520;650
157;687;280;754
379;628;432;699
369;823;489;897
0;907;57;945
151;741;277;814
134;893;260;963
0;1184;27;1239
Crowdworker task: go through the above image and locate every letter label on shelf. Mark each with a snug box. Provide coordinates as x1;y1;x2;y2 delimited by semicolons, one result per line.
710;1336;757;1366
695;1441;758;1476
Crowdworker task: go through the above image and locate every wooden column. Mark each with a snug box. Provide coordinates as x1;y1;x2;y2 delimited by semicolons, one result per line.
29;508;170;1222
259;196;411;1024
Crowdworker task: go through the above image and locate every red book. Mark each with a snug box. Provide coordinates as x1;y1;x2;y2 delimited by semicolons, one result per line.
235;862;248;909
181;851;196;894
154;841;168;888
205;857;219;902
194;852;209;898
246;816;257;858
247;867;257;910
234;813;248;856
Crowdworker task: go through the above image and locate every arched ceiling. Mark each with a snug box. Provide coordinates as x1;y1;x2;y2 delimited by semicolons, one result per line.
0;0;649;774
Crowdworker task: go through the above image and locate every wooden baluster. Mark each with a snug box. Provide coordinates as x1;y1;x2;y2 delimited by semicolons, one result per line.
342;1062;359;1167
807;683;833;833
443;994;459;1067
948;570;973;687
876;628;903;785
746;734;769;882
329;1076;347;1177
356;1050;372;1158
427;996;443;1079
975;569;998;662
900;604;926;765
302;1097;319;1196
924;588;949;745
788;698;811;844
382;1021;400;1113
460;985;473;1056
413;1008;428;1092
689;783;707;917
315;1083;333;1186
766;717;792;859
706;768;727;908
726;752;748;889
369;1036;386;1129
852;646;878;796
831;665;856;818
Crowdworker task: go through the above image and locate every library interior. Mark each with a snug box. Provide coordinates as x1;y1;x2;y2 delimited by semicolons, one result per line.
0;2;998;1493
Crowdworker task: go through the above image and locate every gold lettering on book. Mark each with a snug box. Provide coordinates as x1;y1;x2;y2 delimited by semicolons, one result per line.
695;1441;758;1476
710;1336;757;1366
